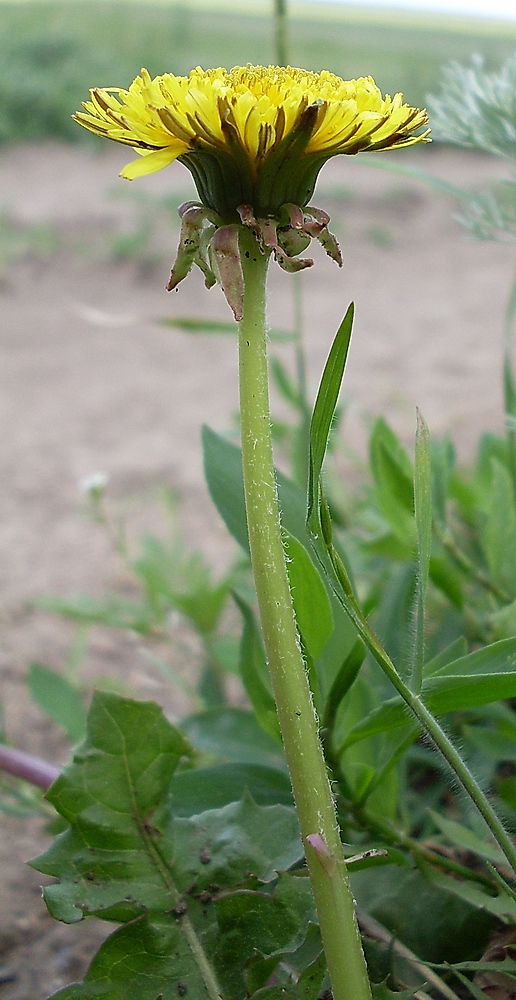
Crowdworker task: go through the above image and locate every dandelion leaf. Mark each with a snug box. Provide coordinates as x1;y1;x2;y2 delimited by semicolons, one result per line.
31;692;311;1000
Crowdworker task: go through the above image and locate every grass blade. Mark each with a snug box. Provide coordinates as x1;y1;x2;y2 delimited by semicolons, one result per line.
307;303;354;529
410;411;432;692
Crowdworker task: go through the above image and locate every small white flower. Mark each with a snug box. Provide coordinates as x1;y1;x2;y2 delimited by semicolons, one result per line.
78;472;109;495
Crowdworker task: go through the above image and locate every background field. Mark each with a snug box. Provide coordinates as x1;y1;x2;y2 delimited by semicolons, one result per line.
1;0;516;143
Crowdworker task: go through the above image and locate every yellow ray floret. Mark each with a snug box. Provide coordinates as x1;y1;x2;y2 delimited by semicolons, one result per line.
75;65;429;219
75;65;429;178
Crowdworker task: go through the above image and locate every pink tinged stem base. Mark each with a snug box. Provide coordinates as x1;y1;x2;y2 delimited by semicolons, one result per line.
0;744;59;791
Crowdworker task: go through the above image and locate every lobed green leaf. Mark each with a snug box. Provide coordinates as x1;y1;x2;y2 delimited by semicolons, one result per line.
31;693;314;999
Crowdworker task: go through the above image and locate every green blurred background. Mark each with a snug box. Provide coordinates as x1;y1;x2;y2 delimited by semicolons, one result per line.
1;0;515;146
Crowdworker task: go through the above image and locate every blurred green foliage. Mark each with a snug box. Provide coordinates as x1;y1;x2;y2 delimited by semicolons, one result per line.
1;0;516;145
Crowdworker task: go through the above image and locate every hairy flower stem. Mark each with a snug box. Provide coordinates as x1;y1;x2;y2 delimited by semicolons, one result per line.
328;553;516;874
237;226;372;1000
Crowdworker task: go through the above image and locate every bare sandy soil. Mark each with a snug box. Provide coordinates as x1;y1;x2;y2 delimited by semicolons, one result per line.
0;141;514;998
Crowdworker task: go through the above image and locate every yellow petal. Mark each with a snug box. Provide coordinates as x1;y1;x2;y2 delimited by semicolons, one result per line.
120;146;181;180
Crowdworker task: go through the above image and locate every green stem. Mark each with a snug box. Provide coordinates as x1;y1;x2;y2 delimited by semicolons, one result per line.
328;551;516;874
350;804;501;892
409;697;516;874
322;721;501;892
314;490;516;874
237;227;372;1000
273;0;289;66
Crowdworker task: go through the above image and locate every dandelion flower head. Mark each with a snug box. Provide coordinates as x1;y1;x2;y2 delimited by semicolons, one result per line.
75;64;430;218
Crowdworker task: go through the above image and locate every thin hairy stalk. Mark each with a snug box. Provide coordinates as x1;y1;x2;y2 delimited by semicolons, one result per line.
351;805;502;892
237;226;372;1000
322;728;502;893
315;493;516;874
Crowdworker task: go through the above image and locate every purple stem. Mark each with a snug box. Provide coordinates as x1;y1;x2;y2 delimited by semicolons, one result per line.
0;744;59;791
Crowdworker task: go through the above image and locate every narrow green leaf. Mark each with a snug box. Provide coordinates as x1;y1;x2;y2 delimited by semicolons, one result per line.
414;410;432;611
484;458;516;593
431;636;516;677
271;355;302;409
202;426;357;699
431;959;516;974
370;564;416;671
448;969;493;1000
423;637;468;677
504;350;516;417
307;303;354;528
367;155;468;200
430;434;455;528
370;418;414;515
158;316;293;341
202;426;248;551
410;411;432;693
492;597;516;640
428;810;507;866
505;315;516;490
344;657;516;747
133;535;231;635
323;640;365;731
283;530;333;660
464;720;516;764
356;729;420;809
427;869;516;923
504;269;516;340
424;671;516;713
28;663;87;743
429;554;464;609
233;592;280;742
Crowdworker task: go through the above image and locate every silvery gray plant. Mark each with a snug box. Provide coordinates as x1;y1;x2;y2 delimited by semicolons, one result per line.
429;52;516;246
